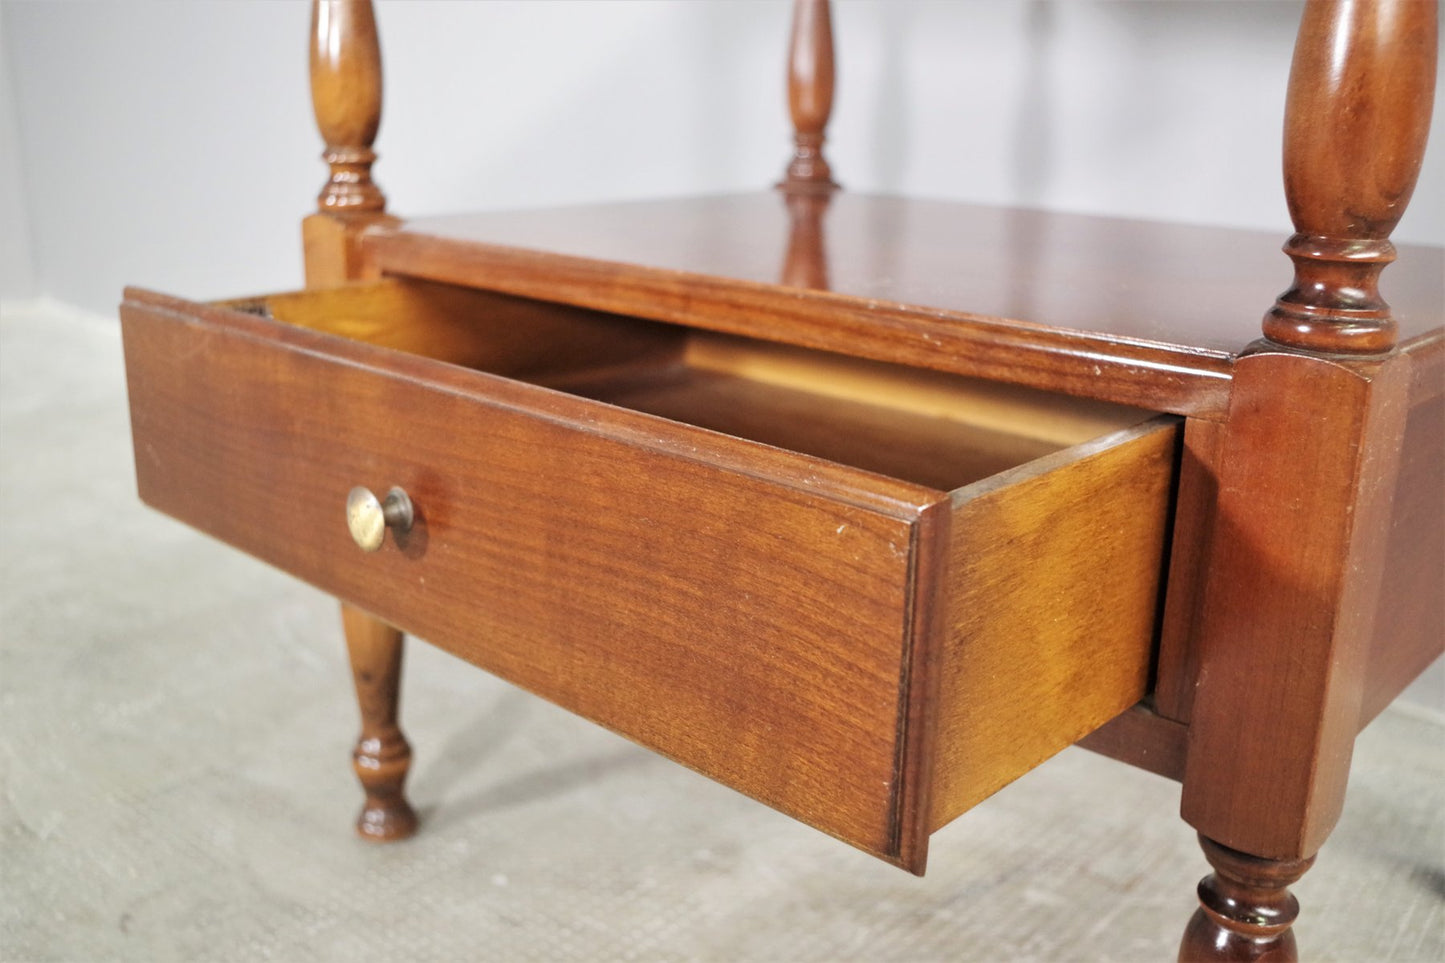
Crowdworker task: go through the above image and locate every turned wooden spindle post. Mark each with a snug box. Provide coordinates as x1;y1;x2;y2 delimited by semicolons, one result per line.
310;0;385;213
306;0;415;842
1179;837;1316;963
1263;0;1437;354
1181;2;1435;957
780;0;839;191
342;604;418;842
303;0;397;287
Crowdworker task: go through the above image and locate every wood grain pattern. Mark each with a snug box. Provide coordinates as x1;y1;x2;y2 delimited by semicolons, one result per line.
1181;350;1411;860
310;0;385;213
558;366;1057;493
781;0;837;191
1264;0;1437;353
680;334;1150;448
930;418;1178;829
364;193;1444;418
1360;335;1445;725
1179;836;1315;963
1159;336;1444;732
121;282;1180;872
1152;417;1226;724
115;3;1443;955
301;18;412;842
301;212;397;290
341;603;417;841
227;278;686;380
122;288;940;870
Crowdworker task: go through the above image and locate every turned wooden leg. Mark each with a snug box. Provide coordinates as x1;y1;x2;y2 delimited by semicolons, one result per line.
341;603;418;842
1179;835;1316;963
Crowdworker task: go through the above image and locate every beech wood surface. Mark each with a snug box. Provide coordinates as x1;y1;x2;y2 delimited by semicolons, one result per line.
1264;0;1437;354
677;334;1149;447
558;367;1055;493
228;279;686;380
931;419;1177;828
365;194;1442;419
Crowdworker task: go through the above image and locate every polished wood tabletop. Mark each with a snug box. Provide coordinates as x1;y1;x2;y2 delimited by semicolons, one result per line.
368;193;1442;420
375;192;1443;353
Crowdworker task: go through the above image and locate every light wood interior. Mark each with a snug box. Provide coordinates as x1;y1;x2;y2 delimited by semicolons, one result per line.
933;418;1178;830
232;277;1156;491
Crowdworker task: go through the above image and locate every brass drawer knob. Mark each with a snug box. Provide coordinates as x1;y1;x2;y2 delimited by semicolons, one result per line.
346;486;414;552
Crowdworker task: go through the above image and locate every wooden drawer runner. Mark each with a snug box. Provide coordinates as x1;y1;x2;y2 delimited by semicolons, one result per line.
120;278;1177;873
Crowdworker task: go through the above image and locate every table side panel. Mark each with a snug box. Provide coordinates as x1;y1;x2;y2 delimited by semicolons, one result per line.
368;233;1234;420
1361;336;1445;725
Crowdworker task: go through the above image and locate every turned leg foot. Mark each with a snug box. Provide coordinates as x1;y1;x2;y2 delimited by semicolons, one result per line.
341;603;418;842
1179;835;1315;963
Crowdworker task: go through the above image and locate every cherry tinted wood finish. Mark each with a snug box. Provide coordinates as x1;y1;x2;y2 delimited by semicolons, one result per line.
1076;704;1189;782
366;194;1443;418
1152;418;1226;724
311;0;384;213
780;190;831;289
1181;350;1411;860
303;3;415;844
1264;0;1437;354
115;1;1444;957
304;0;395;286
1160;335;1445;729
1179;836;1315;963
1360;335;1445;724
781;0;837;191
341;603;417;841
120;280;1177;872
121;286;941;870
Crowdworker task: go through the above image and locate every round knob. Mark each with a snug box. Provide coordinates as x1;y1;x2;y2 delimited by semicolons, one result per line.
346;486;414;552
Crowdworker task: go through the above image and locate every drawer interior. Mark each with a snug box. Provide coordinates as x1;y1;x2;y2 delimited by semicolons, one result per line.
234;278;1156;491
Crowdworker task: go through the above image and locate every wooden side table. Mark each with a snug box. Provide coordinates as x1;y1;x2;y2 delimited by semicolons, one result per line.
118;2;1441;958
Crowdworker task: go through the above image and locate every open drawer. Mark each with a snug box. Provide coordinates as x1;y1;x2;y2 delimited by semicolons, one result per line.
120;277;1178;873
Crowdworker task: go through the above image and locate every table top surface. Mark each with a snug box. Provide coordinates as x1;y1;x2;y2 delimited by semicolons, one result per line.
366;192;1443;418
378;192;1443;351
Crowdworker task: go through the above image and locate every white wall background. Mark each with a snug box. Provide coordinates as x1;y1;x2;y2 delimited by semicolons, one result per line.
1;0;1439;315
0;3;34;299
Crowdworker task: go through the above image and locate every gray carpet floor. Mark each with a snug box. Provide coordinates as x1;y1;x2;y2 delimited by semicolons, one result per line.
1;299;1441;962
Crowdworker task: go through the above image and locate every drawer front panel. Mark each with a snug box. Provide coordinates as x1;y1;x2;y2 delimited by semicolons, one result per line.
121;295;938;867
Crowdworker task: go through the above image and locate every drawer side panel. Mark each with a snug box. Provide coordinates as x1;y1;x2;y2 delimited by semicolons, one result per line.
930;420;1178;830
121;300;928;864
